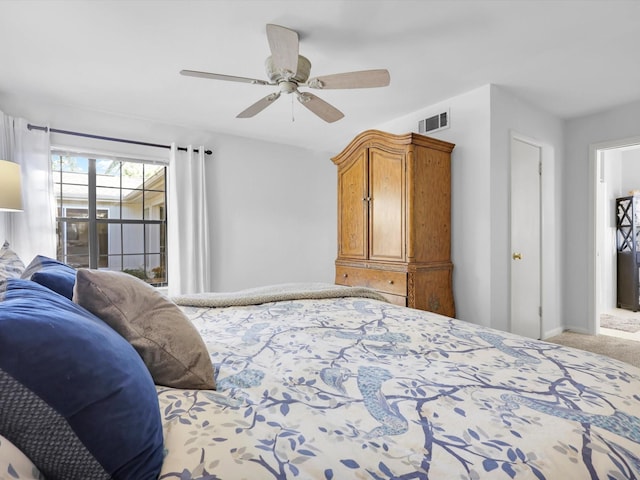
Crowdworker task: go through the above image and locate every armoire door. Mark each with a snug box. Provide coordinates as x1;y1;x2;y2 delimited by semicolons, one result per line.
368;147;405;261
337;149;368;259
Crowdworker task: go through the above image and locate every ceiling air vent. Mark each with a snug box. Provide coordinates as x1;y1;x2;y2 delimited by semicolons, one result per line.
418;109;449;134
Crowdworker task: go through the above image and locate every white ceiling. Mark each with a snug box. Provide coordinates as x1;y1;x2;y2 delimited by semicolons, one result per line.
0;0;639;152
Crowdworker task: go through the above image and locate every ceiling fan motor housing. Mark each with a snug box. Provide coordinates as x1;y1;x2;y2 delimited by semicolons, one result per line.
266;55;311;84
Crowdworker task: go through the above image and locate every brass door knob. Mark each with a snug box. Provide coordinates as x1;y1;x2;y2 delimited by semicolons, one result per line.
512;252;522;260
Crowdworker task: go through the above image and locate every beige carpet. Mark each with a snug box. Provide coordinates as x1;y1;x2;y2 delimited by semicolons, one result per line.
600;313;640;333
545;331;640;369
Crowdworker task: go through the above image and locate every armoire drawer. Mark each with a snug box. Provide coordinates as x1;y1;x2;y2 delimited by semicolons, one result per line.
377;292;407;307
335;266;407;296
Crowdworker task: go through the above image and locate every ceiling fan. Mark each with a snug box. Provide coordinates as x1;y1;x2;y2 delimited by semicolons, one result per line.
180;24;390;123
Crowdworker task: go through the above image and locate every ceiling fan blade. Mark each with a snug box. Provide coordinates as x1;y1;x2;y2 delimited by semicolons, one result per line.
180;69;270;86
237;92;281;118
266;24;299;77
307;69;390;89
296;92;344;123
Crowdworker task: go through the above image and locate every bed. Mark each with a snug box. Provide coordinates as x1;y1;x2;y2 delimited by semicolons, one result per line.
1;248;640;479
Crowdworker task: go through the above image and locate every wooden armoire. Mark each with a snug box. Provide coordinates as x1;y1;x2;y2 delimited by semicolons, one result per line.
332;129;455;317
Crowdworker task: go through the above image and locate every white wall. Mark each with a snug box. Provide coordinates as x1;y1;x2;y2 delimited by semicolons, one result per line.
0;92;336;291
602;149;623;310
376;85;492;326
564;99;640;331
620;149;640;194
489;85;564;338
209;135;336;290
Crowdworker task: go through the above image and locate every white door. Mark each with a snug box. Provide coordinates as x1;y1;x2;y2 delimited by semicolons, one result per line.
510;137;542;339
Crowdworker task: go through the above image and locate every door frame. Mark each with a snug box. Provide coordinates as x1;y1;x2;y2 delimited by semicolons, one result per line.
588;135;640;334
509;132;543;339
506;130;559;339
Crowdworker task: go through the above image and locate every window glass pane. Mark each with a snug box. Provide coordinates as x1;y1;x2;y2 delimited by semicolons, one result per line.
104;254;122;271
55;220;65;261
145;165;165;192
122;224;144;255
95;186;122;220
104;223;122;258
121;255;146;280
146;254;166;286
122;162;145;190
145;164;164;180
145;224;162;253
52;155;89;174
97;222;109;268
96;159;120;178
96;173;120;190
66;254;90;269
65;208;89;219
59;180;89;209
122;189;144;220
63;220;90;268
98;254;110;269
144;191;165;219
96;186;120;202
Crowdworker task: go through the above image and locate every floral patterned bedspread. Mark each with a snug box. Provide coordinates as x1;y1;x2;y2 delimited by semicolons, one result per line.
158;295;640;479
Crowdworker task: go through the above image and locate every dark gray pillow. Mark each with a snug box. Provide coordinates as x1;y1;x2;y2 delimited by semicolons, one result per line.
73;269;215;390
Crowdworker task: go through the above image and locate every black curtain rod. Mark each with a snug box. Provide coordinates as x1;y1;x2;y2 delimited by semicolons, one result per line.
27;123;212;155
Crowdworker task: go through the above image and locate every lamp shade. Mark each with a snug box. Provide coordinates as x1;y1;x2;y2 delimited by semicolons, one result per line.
0;160;23;212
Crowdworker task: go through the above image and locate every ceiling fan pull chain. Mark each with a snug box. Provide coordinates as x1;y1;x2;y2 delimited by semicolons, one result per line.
291;94;295;122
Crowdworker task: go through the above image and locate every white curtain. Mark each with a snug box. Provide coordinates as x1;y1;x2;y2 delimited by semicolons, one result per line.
167;144;211;296
0;112;55;262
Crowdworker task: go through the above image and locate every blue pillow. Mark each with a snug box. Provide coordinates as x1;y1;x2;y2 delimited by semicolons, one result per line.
21;255;76;299
0;279;164;480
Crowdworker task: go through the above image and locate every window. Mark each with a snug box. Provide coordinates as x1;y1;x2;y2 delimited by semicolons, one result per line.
51;152;168;287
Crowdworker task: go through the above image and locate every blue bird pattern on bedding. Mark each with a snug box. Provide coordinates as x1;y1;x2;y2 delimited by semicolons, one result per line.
156;297;640;480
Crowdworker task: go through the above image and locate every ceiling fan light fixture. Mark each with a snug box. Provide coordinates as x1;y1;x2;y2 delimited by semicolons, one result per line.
279;81;298;94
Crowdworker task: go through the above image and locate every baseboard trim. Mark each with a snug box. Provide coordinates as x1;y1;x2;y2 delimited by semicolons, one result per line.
542;326;565;339
564;326;592;335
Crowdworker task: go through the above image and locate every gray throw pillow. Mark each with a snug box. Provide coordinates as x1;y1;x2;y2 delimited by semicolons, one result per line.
73;268;215;390
0;241;25;281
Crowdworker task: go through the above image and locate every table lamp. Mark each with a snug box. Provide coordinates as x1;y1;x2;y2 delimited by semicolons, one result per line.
0;160;23;212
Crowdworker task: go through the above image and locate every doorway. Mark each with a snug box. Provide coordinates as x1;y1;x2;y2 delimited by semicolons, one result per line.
591;138;640;337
